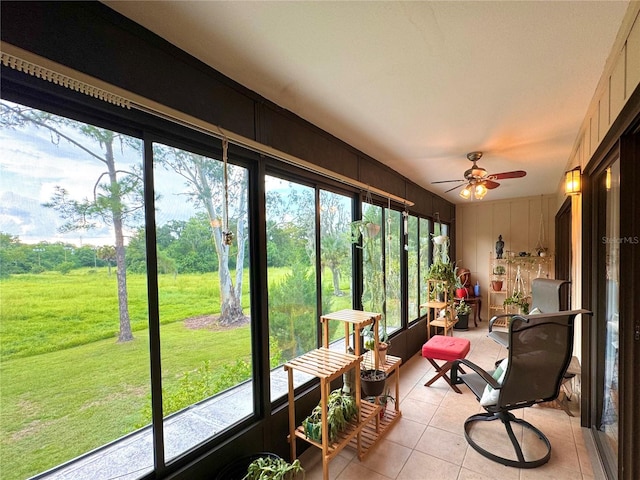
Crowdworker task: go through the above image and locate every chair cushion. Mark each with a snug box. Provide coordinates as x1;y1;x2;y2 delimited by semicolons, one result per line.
480;358;508;406
422;335;470;362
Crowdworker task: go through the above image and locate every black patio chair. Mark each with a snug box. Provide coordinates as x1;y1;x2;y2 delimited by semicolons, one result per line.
452;309;591;468
488;278;570;348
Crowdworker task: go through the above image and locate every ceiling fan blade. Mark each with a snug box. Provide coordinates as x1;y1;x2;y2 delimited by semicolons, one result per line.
431;179;464;184
444;182;465;193
484;179;500;189
490;170;527;180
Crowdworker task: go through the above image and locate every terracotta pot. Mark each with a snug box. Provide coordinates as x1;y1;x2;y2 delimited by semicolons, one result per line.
376;342;388;366
491;280;503;291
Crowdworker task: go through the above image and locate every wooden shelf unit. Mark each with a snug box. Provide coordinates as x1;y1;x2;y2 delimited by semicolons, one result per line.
285;309;402;480
357;350;402;455
420;279;456;337
488;252;554;320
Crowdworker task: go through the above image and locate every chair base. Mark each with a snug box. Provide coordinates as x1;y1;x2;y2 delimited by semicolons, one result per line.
464;411;551;469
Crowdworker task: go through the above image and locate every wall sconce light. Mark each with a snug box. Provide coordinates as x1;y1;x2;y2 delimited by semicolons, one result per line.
565;166;581;195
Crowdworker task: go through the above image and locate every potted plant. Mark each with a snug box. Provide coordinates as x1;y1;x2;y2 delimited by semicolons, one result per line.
360;368;387;397
425;261;457;300
491;265;506;291
503;291;530;314
350;212;381;246
377;388;396;420
455;274;468;299
216;453;304;480
454;299;472;330
243;456;305;480
302;389;358;443
364;386;396;420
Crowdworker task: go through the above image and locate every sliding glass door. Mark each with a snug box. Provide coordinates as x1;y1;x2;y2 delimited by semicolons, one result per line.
595;159;620;475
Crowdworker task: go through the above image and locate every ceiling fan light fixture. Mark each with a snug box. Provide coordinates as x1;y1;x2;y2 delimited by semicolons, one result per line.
474;183;488;199
459;185;472;199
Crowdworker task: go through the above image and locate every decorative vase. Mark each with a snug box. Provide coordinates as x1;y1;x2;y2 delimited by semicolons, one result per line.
456;287;468;298
376;342;388;366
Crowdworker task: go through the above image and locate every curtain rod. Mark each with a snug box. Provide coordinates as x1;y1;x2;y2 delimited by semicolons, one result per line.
1;42;414;207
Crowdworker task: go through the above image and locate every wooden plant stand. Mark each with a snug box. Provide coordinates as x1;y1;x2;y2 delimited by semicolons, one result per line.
285;309;402;480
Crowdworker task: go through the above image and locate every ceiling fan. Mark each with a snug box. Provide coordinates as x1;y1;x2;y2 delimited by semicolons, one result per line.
432;151;527;199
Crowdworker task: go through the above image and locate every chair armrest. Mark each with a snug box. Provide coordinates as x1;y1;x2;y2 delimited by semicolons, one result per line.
488;314;514;332
452;358;502;389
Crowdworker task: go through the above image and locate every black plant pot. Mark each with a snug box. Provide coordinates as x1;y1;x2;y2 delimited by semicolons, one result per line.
454;313;470;331
361;369;387;397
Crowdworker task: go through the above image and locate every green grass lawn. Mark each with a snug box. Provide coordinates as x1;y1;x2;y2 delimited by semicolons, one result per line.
0;267;353;479
0;321;251;479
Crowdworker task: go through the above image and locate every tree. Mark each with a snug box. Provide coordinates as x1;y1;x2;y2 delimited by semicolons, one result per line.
154;145;248;326
0;232;29;276
319;191;351;297
1;101;143;342
97;245;117;275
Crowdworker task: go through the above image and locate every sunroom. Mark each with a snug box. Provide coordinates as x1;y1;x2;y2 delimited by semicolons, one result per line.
0;2;639;480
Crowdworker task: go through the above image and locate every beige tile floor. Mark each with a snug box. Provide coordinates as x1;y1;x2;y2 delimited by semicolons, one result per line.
298;322;603;480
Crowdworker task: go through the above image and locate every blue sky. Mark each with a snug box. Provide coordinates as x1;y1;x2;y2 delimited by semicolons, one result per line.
0;100;302;247
1;102;154;246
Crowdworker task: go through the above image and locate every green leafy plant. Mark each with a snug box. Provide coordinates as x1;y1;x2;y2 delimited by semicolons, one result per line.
426;261;456;284
243;456;305;480
302;389;358;443
503;292;530;314
351;208;388;344
493;265;506;275
456;300;472;315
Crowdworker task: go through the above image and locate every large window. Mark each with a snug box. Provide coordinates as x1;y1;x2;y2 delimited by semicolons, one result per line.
0;90;450;479
385;208;401;331
320;190;353;317
419;217;432;311
0;100;151;479
265;176;318;400
151;142;253;460
407;215;419;320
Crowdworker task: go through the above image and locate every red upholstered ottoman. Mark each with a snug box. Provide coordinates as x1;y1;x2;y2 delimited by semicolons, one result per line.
422;335;471;394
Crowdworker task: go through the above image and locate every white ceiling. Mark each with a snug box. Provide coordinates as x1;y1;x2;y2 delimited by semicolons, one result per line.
103;1;629;204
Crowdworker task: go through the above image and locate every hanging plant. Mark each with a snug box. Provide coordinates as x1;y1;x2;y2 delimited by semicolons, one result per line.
503;291;530;314
351;198;387;343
